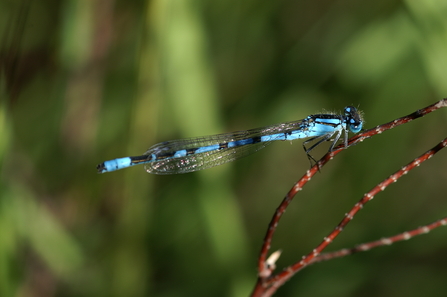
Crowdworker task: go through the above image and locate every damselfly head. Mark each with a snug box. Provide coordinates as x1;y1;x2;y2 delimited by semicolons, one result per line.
344;106;364;133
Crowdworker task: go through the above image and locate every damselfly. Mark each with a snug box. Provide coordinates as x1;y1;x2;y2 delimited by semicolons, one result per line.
97;106;363;174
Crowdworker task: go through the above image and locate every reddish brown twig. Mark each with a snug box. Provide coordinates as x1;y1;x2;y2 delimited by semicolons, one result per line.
311;216;447;264
252;98;447;297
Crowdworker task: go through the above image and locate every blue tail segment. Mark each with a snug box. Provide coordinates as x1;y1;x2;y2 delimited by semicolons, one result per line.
97;106;363;174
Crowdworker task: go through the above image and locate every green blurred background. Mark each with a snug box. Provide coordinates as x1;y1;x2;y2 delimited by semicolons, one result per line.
1;0;447;296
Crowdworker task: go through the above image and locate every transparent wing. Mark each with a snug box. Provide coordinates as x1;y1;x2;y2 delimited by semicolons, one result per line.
144;141;269;174
143;120;307;174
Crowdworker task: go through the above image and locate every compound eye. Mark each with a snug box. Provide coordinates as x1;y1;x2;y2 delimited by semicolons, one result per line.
349;119;362;133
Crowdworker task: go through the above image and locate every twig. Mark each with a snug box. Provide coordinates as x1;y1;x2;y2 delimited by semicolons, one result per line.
251;99;447;297
311;216;447;264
